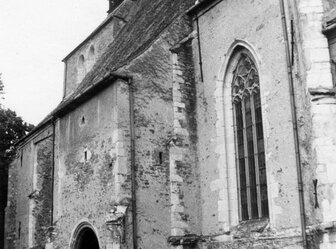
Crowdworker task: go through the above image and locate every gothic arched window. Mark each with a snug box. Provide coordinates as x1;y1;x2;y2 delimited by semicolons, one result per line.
232;52;269;221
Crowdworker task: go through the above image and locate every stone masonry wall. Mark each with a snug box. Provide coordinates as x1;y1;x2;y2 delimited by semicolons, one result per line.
168;36;201;247
0;158;8;249
10;3;195;249
289;0;336;248
52;81;132;249
63;0;138;98
16;141;34;249
64;18;116;96
30;136;53;248
4;159;18;249
114;14;195;249
4;126;54;249
192;0;304;247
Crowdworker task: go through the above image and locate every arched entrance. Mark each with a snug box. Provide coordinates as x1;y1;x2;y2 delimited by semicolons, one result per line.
71;222;100;249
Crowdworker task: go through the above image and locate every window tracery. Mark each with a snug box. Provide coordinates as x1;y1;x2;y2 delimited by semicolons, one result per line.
231;52;269;221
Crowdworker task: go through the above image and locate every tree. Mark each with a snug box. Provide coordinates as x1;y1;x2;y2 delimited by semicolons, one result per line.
0;74;34;163
0;108;34;163
0;76;34;249
0;74;4;98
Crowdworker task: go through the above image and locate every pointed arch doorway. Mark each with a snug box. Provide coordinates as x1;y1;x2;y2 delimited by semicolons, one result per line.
71;222;100;249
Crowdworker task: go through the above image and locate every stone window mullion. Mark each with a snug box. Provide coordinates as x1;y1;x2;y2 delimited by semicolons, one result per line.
250;93;262;218
241;99;252;220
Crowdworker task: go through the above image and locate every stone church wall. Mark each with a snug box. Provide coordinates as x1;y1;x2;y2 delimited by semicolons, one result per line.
5;160;18;249
5;126;54;249
63;18;116;97
289;0;336;248
6;1;197;248
112;14;200;248
52;81;132;249
10;0;336;249
63;0;137;98
191;0;304;247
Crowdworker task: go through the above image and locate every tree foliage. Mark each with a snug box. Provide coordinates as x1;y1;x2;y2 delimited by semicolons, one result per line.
0;75;34;248
0;76;34;163
0;73;4;101
0;108;34;163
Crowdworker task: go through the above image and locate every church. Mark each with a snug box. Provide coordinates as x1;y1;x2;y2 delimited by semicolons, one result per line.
5;0;336;248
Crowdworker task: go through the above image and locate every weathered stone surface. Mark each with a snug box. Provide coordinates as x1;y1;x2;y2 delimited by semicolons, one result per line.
31;137;53;247
194;0;301;235
51;81;133;249
4;159;18;249
4;126;54;249
7;1;336;249
63;0;138;98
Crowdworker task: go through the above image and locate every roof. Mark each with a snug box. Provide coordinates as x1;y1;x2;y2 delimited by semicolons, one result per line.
17;0;195;146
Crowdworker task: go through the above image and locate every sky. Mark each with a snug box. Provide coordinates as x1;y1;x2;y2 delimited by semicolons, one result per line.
0;0;108;125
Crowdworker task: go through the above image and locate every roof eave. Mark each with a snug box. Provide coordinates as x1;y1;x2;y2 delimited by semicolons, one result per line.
53;72;129;117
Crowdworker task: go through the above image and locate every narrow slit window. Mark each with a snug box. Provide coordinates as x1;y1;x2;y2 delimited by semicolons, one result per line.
84;151;87;162
18;222;21;239
159;152;163;165
232;52;269;221
20;150;23;167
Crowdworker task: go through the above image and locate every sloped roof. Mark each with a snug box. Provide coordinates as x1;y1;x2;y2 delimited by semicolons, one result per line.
17;0;195;145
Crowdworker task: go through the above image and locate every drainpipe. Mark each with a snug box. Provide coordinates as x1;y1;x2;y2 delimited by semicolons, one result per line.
195;15;204;82
279;0;307;248
128;77;137;249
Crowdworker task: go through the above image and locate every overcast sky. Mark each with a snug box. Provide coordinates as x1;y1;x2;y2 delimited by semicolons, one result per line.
0;0;108;125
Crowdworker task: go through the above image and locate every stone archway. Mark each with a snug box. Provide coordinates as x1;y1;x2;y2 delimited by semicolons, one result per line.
71;222;100;249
